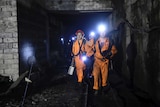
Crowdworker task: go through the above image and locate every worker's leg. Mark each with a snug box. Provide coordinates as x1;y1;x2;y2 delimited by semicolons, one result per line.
92;62;100;90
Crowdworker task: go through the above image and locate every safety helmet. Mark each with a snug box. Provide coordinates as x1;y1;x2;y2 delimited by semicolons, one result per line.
75;30;84;36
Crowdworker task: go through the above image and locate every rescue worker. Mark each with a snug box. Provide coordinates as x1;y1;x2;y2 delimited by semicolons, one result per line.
72;30;86;86
85;32;95;78
92;25;117;95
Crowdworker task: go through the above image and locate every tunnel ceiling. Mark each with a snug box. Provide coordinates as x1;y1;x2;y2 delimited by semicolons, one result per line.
48;11;112;38
45;0;113;22
44;0;113;37
18;0;113;11
45;0;112;11
48;10;112;23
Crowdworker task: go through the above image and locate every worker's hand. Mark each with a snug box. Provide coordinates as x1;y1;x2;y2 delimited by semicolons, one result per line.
102;50;112;59
81;51;86;56
71;53;74;57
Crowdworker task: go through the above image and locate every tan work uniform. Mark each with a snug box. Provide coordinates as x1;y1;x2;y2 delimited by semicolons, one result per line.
92;37;110;90
85;38;95;76
85;38;95;57
72;39;86;83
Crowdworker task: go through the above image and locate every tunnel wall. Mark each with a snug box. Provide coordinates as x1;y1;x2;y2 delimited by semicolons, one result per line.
146;0;160;104
0;0;19;81
125;0;160;104
112;0;160;105
124;0;150;91
17;1;48;74
17;0;63;74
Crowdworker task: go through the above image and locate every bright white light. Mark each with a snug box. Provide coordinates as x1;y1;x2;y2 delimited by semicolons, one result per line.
72;37;76;41
90;32;95;37
82;55;87;61
98;24;106;32
24;47;33;57
22;43;34;62
61;37;64;44
61;38;64;41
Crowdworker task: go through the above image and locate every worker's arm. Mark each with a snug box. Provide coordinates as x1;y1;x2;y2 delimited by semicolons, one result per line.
110;45;118;58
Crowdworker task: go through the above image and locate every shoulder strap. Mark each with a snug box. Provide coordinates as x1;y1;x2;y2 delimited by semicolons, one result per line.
98;40;103;56
97;39;111;57
73;39;85;56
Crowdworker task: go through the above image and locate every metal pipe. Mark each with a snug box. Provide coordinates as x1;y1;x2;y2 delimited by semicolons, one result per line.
20;63;33;107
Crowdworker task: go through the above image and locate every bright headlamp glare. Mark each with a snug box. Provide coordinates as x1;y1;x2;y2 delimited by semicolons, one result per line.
81;52;87;61
82;55;87;61
72;36;76;41
98;24;107;32
90;32;95;37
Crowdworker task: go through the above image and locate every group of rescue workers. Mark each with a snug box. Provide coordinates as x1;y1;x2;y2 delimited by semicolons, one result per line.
71;25;118;95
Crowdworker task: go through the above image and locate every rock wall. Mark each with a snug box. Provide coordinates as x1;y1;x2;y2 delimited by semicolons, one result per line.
112;0;160;105
125;0;160;104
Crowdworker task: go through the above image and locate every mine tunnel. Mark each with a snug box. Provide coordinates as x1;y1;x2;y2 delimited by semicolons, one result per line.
0;0;160;107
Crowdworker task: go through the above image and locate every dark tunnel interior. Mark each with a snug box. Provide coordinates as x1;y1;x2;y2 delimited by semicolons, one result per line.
0;0;160;107
18;4;112;74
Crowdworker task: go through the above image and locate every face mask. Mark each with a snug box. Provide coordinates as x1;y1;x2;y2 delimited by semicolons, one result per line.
77;33;83;40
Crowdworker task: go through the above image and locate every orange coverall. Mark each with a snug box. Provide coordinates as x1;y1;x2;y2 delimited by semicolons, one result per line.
92;37;117;90
72;39;86;83
85;38;95;57
85;38;95;77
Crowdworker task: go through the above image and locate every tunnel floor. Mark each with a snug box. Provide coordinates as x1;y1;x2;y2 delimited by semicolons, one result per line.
0;66;157;107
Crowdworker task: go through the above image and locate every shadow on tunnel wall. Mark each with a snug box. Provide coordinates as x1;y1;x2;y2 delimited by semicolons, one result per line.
126;33;137;88
146;2;160;105
147;27;160;106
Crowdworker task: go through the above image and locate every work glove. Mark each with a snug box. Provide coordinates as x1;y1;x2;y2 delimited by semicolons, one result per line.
102;50;112;59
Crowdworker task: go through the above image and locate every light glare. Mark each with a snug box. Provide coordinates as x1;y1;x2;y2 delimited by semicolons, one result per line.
90;32;95;37
61;38;64;41
82;56;87;61
72;37;76;41
98;24;106;32
22;43;34;62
